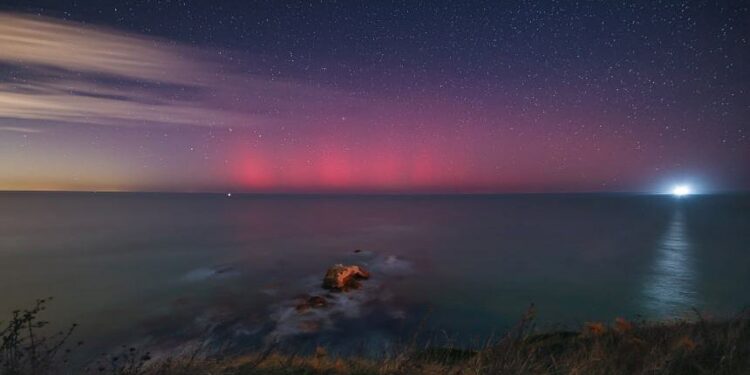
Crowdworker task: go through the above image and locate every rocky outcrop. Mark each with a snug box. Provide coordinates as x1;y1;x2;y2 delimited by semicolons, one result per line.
322;264;370;291
267;255;413;341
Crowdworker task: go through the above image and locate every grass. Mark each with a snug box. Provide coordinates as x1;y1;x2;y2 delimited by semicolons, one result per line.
2;301;748;374
0;298;80;375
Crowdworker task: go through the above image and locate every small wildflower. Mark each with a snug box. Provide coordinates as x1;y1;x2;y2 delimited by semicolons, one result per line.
675;336;697;351
614;317;633;334
584;322;607;336
334;358;347;371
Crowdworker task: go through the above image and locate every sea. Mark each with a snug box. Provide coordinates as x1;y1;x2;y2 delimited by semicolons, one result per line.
1;192;748;357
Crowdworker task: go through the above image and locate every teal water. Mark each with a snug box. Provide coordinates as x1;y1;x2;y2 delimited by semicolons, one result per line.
0;192;748;354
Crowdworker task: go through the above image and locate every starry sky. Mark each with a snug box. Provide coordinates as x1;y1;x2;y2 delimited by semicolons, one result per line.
0;0;747;193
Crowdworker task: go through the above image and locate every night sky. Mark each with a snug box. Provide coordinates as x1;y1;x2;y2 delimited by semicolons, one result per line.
0;1;747;193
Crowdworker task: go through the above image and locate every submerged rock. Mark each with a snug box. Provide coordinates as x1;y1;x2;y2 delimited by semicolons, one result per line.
295;295;329;312
181;264;239;282
322;264;370;291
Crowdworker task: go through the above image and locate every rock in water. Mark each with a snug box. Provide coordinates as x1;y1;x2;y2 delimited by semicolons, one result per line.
295;295;329;312
322;264;370;291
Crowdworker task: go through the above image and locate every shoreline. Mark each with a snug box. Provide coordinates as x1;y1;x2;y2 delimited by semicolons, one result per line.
3;299;748;374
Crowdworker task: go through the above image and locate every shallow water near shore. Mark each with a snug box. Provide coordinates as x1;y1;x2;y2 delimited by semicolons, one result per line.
1;192;749;357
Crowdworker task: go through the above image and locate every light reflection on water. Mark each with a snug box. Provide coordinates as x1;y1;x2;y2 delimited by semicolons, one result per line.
642;209;700;318
1;193;748;356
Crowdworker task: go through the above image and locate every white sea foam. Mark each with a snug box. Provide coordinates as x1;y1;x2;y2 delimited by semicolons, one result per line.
266;251;413;342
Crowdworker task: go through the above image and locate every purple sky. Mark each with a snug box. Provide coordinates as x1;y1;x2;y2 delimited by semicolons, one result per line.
0;2;747;193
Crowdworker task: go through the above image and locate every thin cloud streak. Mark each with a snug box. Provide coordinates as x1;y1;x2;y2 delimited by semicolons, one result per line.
0;12;357;129
0;125;43;133
0;13;201;84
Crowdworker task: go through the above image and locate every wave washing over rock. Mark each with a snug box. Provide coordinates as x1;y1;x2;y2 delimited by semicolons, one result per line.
266;251;414;343
138;250;417;357
180;265;240;282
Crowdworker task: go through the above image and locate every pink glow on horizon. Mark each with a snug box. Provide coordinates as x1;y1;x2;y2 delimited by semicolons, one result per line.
220;119;666;194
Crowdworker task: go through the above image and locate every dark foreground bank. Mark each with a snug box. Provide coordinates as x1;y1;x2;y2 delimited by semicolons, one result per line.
2;299;748;375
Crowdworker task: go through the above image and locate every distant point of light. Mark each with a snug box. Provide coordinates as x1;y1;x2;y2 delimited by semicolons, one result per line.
226;193;232;197
672;185;691;197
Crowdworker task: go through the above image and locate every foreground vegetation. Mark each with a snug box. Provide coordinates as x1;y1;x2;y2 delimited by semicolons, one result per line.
2;299;748;374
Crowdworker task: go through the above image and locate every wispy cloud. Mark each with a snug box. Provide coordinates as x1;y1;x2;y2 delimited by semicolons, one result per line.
0;125;43;133
0;12;354;129
0;13;202;84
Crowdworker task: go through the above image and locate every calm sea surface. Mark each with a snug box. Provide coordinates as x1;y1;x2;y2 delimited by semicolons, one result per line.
1;192;748;355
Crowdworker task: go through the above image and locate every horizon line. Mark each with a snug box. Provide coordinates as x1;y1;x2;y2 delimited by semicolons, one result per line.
0;188;743;196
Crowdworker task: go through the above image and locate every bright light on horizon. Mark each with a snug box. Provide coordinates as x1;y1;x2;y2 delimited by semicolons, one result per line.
672;184;692;197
